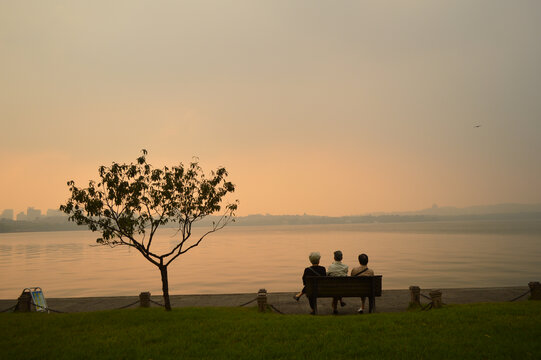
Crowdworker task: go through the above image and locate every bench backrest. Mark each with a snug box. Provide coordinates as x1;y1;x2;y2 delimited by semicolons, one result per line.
305;276;382;298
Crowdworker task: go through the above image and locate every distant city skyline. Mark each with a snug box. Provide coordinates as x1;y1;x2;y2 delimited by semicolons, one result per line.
0;207;65;221
2;201;540;222
1;1;540;217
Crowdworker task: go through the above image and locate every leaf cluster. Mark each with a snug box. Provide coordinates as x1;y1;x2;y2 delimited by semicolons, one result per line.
60;150;237;267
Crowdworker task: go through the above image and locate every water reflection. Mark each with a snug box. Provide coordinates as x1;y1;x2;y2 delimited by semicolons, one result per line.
0;224;540;298
0;244;12;266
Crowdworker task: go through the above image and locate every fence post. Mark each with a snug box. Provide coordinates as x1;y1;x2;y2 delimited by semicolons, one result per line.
409;286;421;306
139;292;151;308
528;282;541;300
16;291;32;312
257;289;267;312
429;290;442;308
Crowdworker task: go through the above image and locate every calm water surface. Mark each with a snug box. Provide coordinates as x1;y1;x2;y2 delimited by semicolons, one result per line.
1;222;540;298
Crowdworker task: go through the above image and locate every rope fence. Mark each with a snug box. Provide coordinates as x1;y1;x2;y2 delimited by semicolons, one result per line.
0;301;65;314
268;304;284;314
509;289;530;302
238;297;258;307
116;296;165;310
1;304;17;313
115;300;141;310
34;303;65;313
2;291;168;314
238;293;284;314
149;299;165;307
3;282;538;315
3;294;267;313
409;284;537;311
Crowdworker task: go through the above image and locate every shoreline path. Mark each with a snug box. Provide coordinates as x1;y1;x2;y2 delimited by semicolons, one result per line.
0;286;530;315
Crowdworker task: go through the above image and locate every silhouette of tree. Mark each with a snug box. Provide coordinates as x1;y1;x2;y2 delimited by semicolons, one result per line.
60;150;237;310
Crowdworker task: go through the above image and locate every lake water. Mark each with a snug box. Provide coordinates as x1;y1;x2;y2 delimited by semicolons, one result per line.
1;221;540;299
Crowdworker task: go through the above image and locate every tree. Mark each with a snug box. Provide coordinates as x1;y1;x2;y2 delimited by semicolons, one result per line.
60;150;237;311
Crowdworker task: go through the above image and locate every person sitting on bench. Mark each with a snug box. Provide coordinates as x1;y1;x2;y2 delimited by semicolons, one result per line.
350;253;374;314
327;250;349;314
293;251;326;315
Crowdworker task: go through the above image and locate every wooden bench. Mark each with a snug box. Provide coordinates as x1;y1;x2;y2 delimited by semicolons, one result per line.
305;276;382;314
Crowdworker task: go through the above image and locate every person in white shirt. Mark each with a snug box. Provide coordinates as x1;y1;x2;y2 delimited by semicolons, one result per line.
327;250;348;314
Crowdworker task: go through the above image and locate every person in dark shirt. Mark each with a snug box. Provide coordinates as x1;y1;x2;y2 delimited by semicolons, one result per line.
293;251;326;314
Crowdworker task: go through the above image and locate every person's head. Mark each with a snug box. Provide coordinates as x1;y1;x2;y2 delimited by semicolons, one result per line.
334;250;343;261
309;252;321;265
358;253;369;266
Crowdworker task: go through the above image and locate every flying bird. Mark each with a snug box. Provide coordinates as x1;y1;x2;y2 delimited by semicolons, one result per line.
474;125;481;128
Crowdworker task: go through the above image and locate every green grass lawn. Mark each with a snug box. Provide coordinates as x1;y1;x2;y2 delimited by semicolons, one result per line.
1;302;540;359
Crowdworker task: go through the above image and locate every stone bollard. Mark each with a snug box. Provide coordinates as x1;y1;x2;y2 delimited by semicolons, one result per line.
139;292;151;308
409;286;421;306
528;282;541;300
257;289;267;312
16;291;32;312
429;290;443;308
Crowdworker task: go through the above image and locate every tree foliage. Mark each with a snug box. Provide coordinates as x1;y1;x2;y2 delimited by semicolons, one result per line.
60;150;237;310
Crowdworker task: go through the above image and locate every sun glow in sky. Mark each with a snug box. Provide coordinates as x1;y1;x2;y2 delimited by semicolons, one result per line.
1;1;540;216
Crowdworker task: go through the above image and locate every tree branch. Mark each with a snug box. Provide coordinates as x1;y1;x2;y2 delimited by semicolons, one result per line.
165;211;233;267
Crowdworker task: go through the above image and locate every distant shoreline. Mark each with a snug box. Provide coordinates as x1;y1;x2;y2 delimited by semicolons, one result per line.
1;213;540;235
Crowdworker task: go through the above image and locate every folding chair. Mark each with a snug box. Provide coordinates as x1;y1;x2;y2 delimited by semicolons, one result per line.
23;287;49;313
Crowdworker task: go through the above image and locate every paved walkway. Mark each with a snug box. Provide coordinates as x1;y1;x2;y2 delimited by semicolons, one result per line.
0;286;530;315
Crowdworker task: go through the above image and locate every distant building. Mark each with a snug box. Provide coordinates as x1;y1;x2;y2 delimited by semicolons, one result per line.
46;209;65;217
16;211;27;221
0;209;14;220
26;207;41;220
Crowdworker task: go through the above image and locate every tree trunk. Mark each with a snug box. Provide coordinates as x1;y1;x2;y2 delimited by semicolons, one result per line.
159;265;172;311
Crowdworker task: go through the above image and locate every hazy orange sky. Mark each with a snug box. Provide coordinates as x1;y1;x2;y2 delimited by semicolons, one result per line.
1;1;540;217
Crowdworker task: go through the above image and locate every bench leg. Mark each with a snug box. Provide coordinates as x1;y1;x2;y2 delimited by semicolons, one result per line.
368;297;375;313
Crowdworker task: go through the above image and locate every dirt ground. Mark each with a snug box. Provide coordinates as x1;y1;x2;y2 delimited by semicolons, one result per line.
0;286;531;315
